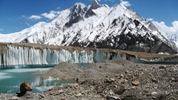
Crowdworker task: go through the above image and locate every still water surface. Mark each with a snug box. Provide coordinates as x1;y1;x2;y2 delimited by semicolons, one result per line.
0;64;85;93
0;67;51;93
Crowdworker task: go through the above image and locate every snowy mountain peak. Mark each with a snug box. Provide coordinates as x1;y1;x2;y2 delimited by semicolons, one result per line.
0;1;177;54
73;2;86;7
85;0;102;17
33;22;47;28
65;3;87;27
71;2;87;12
92;0;101;7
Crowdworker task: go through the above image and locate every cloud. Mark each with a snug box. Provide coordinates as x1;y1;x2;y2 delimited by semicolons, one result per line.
0;28;3;31
21;15;26;18
29;15;42;20
147;18;153;21
26;10;60;21
146;20;178;47
25;22;30;26
120;0;131;7
57;7;60;10
153;21;178;35
41;11;60;20
153;20;178;47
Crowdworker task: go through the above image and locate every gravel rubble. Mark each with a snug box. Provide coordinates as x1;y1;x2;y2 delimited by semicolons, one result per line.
0;58;178;100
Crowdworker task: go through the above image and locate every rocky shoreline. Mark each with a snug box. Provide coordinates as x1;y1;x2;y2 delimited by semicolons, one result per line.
0;58;178;100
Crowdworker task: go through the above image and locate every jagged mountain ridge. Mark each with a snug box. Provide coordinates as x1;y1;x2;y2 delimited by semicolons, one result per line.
0;0;177;54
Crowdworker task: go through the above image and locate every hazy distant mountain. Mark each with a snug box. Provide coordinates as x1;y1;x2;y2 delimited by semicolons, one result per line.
0;0;177;54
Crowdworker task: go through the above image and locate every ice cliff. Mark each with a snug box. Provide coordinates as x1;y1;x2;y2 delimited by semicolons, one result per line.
0;43;120;67
0;43;177;67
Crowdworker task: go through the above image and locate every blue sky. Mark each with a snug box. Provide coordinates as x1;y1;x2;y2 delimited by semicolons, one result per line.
0;0;178;34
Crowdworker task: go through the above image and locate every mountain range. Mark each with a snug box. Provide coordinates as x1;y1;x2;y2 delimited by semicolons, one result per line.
0;0;177;54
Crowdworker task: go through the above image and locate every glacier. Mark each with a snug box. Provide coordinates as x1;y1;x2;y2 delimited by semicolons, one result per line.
1;42;178;68
0;44;121;67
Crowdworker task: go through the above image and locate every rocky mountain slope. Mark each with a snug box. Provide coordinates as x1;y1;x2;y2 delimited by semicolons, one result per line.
0;0;177;54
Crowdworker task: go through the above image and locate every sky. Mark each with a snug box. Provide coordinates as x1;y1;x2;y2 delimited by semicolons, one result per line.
0;0;178;34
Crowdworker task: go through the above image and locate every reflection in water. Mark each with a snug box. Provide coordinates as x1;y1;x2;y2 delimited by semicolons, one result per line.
0;67;51;93
0;66;76;93
0;64;83;93
33;79;76;93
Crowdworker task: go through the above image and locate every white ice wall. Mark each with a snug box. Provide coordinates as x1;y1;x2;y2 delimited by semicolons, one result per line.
0;45;121;67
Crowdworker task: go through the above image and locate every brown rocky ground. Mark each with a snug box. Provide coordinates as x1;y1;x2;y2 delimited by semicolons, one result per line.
0;58;178;100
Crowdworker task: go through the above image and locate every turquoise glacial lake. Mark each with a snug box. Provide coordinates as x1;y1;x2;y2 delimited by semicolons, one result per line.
0;67;52;93
0;64;85;93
